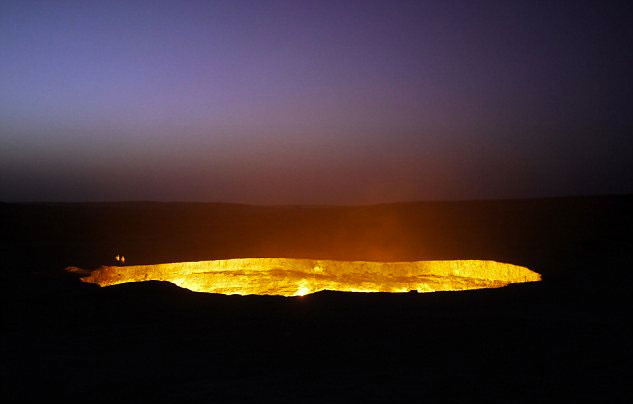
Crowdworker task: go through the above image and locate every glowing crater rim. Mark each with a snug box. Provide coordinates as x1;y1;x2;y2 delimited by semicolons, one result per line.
68;258;541;297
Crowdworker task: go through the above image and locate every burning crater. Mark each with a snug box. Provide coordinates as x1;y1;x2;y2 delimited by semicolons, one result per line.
68;258;541;297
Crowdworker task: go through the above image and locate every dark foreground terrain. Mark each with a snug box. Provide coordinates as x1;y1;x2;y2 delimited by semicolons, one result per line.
2;196;632;402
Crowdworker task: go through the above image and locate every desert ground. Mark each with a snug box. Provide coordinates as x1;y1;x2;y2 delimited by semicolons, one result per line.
2;195;631;402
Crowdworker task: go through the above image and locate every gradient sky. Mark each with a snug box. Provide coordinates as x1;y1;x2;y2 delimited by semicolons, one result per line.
1;0;632;204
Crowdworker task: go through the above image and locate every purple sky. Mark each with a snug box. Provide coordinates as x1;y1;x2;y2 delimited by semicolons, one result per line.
1;0;632;204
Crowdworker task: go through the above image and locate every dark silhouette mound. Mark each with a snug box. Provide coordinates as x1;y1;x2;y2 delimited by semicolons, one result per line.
2;195;631;402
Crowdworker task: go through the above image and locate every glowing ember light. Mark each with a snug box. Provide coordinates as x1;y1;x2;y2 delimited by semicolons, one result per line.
68;258;541;297
296;285;311;296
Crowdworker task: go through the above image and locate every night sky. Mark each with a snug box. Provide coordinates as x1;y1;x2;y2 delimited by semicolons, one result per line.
1;1;631;204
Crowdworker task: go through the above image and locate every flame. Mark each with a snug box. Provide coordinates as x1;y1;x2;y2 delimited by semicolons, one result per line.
69;258;541;297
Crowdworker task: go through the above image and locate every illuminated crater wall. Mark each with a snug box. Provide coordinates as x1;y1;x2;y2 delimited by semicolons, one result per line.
70;258;541;297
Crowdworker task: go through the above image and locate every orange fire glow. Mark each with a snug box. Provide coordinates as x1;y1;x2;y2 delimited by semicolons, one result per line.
68;258;541;297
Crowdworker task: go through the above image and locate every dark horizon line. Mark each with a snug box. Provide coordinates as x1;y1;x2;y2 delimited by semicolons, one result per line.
2;192;631;208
